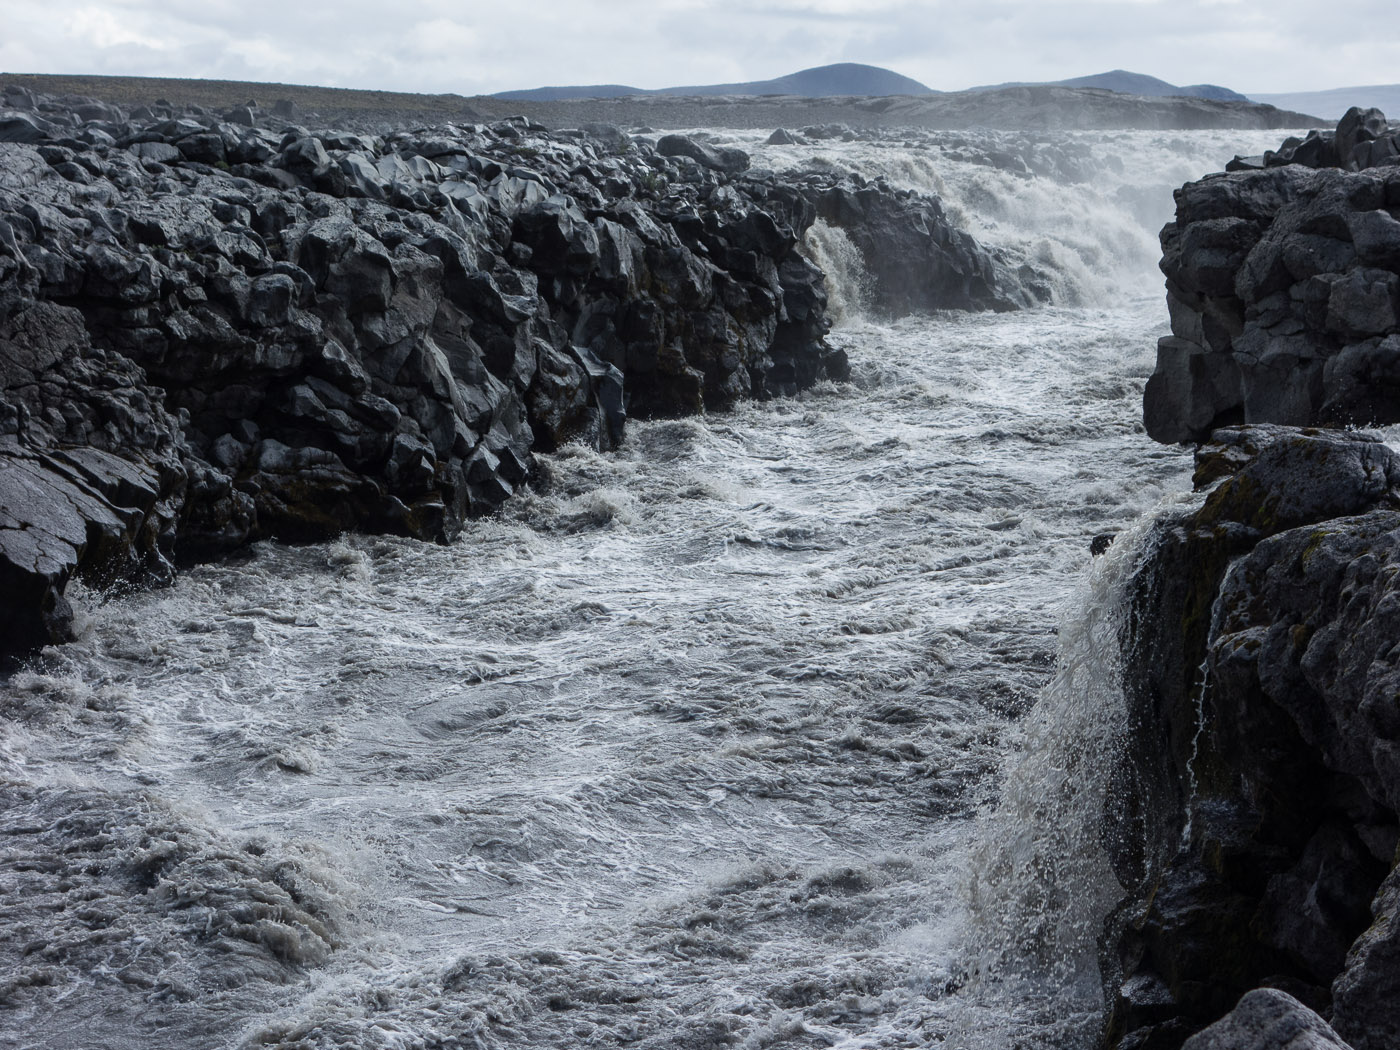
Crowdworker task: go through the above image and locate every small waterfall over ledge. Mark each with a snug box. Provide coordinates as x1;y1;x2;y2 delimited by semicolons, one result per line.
802;219;870;326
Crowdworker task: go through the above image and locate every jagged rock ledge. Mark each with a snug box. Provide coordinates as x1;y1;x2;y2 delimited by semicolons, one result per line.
1144;107;1400;443
0;86;1033;659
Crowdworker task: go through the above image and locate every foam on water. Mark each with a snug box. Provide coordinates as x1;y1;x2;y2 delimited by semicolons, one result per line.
0;130;1271;1049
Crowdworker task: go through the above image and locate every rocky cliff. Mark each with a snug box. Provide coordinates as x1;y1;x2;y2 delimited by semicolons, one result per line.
1108;108;1400;1050
1102;426;1400;1050
1144;108;1400;443
0;86;1033;660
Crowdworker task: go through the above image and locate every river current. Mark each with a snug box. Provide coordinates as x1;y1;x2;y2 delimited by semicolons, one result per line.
0;129;1294;1050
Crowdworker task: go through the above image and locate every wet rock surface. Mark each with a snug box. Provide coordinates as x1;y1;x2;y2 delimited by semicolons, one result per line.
1102;425;1400;1050
808;175;1039;314
1144;108;1400;443
0;87;1042;660
0;298;189;651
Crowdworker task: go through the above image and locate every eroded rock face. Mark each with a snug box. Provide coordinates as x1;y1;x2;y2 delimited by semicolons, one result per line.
0;87;1032;659
1102;425;1400;1049
1144;109;1400;443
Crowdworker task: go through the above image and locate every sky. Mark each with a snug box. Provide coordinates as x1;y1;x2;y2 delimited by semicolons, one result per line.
2;0;1396;98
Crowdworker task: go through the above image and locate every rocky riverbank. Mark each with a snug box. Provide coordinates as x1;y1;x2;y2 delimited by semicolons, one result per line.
0;86;1040;660
1102;426;1400;1050
1105;110;1400;1050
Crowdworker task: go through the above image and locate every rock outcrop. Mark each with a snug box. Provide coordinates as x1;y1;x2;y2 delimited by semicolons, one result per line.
0;298;190;654
1101;425;1400;1050
1144;108;1400;443
0;87;1031;659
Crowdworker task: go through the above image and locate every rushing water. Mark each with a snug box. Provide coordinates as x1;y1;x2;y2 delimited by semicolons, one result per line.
0;129;1295;1050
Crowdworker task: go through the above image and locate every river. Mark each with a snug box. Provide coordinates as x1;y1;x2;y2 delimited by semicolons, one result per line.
0;127;1292;1050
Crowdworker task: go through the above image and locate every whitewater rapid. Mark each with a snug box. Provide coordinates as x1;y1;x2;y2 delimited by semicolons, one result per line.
0;128;1295;1050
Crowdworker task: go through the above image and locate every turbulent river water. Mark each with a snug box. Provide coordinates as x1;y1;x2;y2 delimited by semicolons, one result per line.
0;128;1296;1050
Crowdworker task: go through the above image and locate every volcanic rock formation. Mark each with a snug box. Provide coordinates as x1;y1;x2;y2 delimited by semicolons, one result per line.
1103;425;1400;1049
1144;108;1400;443
0;86;1032;659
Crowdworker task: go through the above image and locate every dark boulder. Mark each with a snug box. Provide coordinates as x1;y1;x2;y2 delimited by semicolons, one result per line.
0;111;58;144
807;177;1040;315
1337;107;1391;171
1181;989;1353;1050
656;133;751;174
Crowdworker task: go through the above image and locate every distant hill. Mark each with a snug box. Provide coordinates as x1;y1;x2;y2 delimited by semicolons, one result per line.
493;63;934;101
971;70;1248;102
0;71;1320;134
1248;85;1400;121
494;83;643;102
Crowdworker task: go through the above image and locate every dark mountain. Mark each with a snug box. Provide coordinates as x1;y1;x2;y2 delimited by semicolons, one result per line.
492;63;934;101
1056;70;1247;101
971;69;1248;102
658;63;934;97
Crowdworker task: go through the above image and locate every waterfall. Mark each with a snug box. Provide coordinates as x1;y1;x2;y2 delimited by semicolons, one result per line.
938;492;1204;1048
801;219;870;326
749;128;1303;308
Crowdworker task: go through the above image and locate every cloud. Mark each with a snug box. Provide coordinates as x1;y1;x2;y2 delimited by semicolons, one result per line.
1;0;1396;96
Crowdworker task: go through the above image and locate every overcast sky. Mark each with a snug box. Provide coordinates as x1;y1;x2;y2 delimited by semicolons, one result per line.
2;0;1394;97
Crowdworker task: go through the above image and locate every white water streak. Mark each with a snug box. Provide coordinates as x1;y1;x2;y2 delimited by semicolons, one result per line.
747;128;1303;307
803;219;869;326
940;492;1204;1048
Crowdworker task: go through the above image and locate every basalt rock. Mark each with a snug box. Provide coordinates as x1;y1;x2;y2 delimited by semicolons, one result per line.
1102;425;1400;1049
656;133;750;174
1145;109;1400;443
0;84;1031;660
